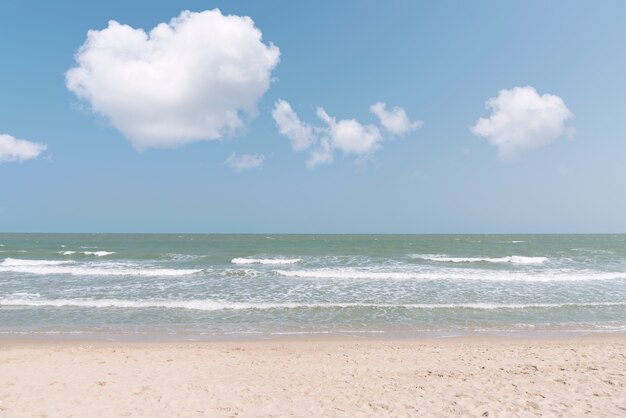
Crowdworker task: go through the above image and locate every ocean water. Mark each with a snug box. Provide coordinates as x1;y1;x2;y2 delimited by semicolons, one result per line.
1;234;625;339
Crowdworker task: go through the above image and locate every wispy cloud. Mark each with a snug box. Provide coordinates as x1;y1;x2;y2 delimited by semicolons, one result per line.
272;100;317;152
273;100;421;168
225;153;265;173
370;102;423;135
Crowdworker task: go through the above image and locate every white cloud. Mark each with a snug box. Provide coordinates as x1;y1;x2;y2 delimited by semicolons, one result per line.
471;86;573;159
0;134;47;163
306;137;333;169
316;108;382;155
271;100;317;151
66;9;280;149
273;100;419;168
225;153;265;172
369;102;423;135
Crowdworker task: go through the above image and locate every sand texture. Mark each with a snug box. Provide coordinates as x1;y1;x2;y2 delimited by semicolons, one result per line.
1;336;625;417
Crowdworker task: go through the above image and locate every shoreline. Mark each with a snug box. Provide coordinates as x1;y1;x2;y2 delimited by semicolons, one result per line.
1;331;626;351
3;332;626;351
2;328;626;344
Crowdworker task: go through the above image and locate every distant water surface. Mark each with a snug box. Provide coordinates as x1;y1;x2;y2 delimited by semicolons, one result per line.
1;234;625;339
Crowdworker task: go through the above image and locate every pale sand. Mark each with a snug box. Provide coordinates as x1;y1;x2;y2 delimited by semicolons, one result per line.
1;336;625;417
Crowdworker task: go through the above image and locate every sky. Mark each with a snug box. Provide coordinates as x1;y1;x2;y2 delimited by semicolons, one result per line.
1;0;625;233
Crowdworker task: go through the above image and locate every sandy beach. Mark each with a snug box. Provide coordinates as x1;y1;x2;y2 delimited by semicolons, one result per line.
1;335;625;417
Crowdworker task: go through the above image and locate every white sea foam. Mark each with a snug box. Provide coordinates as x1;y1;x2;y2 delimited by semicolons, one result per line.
8;292;41;298
274;267;626;282
85;251;115;256
0;258;200;276
231;257;301;265
1;297;624;311
59;250;116;257
413;254;547;265
1;258;73;266
164;253;202;262
277;268;423;280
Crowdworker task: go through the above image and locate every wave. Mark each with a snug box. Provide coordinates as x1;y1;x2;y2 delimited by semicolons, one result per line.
1;298;624;311
413;254;547;264
1;258;73;266
59;251;116;257
0;258;201;276
163;253;202;262
274;268;626;282
231;257;301;265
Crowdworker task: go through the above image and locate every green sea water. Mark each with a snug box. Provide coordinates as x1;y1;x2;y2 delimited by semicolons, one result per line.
0;234;625;339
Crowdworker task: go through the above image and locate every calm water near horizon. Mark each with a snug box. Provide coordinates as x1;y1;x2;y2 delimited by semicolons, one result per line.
1;233;625;340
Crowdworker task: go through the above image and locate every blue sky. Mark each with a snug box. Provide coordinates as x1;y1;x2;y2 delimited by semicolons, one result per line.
1;0;625;233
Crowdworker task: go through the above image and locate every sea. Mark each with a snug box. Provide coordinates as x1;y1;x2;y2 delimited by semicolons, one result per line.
1;234;625;340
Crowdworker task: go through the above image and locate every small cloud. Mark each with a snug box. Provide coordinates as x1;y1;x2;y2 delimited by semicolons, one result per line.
225;153;265;173
316;107;382;156
66;9;280;149
369;102;423;135
0;134;47;163
471;86;573;160
273;100;420;168
272;99;317;151
306;137;333;168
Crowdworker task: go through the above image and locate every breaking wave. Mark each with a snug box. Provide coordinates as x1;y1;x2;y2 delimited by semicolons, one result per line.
231;257;301;265
1;297;624;311
274;267;626;282
413;254;547;264
0;258;201;277
59;251;116;257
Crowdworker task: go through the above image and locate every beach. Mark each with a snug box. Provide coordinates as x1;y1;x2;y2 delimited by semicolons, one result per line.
2;234;626;416
1;335;625;417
